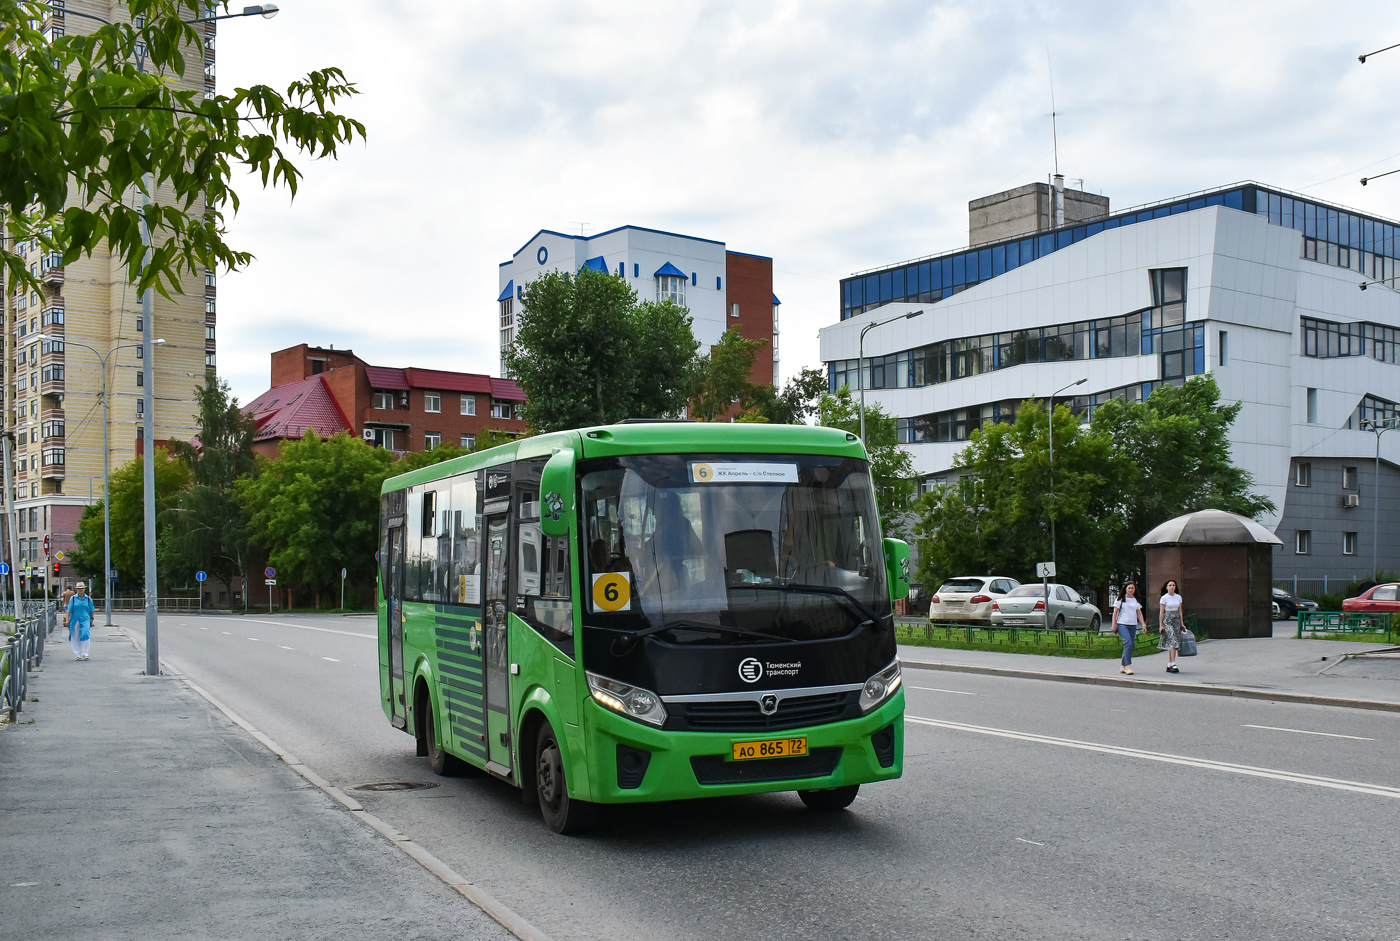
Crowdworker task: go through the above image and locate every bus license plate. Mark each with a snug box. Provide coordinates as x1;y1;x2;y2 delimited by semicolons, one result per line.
732;737;807;761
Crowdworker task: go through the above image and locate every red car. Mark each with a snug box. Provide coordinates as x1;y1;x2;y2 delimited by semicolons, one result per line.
1341;583;1400;613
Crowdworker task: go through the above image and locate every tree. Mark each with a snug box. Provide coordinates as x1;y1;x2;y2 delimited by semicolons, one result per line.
0;0;365;298
817;386;917;536
160;378;256;590
236;430;394;605
690;328;767;422
742;366;828;424
70;448;191;591
912;403;1117;591
505;267;698;431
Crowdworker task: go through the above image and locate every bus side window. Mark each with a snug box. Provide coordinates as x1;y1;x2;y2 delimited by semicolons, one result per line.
516;470;573;655
405;487;423;600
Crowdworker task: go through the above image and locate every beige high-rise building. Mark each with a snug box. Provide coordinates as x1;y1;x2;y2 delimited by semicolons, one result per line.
3;1;216;591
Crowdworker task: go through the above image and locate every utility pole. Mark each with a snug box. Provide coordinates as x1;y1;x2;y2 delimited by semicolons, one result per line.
140;174;159;676
2;435;23;616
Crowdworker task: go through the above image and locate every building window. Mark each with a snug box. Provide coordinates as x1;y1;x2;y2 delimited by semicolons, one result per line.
460;434;475;450
204;351;216;368
1343;465;1358;489
730;302;740;318
136;345;143;359
42;420;64;439
136;399;143;416
460;394;475;416
205;297;216;314
424;392;441;413
1306;387;1317;423
423;432;441;450
40;306;63;326
41;448;64;467
205;269;216;287
1219;330;1228;366
135;317;142;332
136;370;143;387
1295;530;1311;554
40;364;63;383
205;323;216;341
1343;531;1357;555
1295;462;1311;487
656;275;686;306
491;400;512;420
499;297;514;328
373;391;393;410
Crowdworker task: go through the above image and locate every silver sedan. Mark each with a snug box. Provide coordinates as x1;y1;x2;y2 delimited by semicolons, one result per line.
989;583;1102;631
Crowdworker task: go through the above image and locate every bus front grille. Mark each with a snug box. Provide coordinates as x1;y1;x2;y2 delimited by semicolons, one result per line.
690;747;842;785
666;691;858;732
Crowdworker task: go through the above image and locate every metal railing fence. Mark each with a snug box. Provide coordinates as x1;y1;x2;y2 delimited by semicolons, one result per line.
895;616;1197;653
2;608;53;723
1296;611;1397;640
106;597;223;613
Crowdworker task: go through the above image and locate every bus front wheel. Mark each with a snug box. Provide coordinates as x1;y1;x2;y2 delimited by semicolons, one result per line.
798;785;859;812
535;722;593;834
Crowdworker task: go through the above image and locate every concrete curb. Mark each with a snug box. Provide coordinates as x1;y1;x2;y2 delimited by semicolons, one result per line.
899;657;1400;714
116;629;551;941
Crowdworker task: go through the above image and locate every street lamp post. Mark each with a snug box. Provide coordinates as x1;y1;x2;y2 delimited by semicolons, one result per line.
857;309;924;442
1361;416;1400;580
1046;378;1088;571
46;337;161;626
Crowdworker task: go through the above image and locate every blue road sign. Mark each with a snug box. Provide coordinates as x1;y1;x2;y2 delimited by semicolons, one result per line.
264;566;276;578
0;563;8;575
109;569;119;581
195;570;207;582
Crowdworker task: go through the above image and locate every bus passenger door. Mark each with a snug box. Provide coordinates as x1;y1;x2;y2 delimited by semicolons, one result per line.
483;513;512;774
388;525;407;728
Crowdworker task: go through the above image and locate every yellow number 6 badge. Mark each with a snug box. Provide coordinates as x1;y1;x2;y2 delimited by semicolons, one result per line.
592;572;632;613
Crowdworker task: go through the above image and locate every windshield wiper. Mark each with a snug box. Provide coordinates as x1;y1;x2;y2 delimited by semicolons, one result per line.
736;582;885;630
610;619;797;653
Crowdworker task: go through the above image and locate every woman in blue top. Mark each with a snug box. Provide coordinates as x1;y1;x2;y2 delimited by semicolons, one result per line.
67;582;95;661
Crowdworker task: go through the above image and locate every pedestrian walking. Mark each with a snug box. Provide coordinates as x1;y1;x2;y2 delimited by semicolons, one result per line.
60;581;74;633
1159;579;1185;673
67;582;95;661
1112;582;1147;675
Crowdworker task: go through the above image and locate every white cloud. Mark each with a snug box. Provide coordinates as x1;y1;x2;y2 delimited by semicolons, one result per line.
215;0;1400;404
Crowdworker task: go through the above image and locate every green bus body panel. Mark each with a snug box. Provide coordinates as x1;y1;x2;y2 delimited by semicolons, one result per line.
380;421;902;805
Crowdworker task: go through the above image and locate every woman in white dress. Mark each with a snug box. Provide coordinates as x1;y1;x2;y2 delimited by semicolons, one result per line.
1158;580;1185;673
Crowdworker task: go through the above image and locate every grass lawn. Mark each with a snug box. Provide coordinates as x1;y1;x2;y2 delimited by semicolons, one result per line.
895;621;1160;660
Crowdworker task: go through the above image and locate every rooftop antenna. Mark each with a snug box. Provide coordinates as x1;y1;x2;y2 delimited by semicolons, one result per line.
1047;49;1060;177
570;221;592;237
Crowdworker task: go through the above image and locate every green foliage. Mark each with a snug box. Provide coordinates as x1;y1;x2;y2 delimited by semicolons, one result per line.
914;375;1274;592
70;448;190;590
505;267;699;431
817;386;916;536
236;430;394;601
691;328;767;422
0;0;365;299
743;366;828;425
160;379;256;588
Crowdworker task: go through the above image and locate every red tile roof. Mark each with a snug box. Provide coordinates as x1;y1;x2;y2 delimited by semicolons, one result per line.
364;366;409;390
243;375;351;442
491;378;526;401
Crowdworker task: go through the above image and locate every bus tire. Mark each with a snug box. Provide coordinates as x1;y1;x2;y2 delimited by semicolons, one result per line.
422;695;460;776
535;721;592;834
798;785;859;812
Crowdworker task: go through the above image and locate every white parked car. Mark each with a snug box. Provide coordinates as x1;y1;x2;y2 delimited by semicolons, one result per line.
930;576;1021;624
990;583;1102;631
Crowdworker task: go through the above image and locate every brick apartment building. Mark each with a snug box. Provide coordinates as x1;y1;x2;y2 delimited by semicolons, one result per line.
244;345;528;457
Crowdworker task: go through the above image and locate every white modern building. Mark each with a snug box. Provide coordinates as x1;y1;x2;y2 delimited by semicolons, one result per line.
821;181;1400;581
498;226;778;386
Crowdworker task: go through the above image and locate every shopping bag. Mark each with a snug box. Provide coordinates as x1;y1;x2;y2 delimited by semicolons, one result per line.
1179;628;1198;656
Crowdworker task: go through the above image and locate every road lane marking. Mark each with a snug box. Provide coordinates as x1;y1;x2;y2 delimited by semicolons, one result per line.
322;657;340;662
185;615;372;639
248;637;259;641
907;715;1400;799
1242;724;1373;741
1016;838;1044;846
910;686;976;695
279;645;294;650
221;631;231;635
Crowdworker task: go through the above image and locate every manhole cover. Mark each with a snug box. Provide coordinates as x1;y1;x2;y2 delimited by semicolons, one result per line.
352;782;440;792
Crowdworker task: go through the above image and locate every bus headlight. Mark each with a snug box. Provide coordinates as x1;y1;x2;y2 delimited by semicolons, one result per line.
858;660;902;713
586;671;668;727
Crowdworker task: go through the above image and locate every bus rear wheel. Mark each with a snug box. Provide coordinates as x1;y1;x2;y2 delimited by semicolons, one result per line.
798;784;859;812
535;722;593;834
422;698;460;776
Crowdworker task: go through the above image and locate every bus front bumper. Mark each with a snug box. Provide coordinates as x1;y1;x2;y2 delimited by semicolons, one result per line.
577;690;904;804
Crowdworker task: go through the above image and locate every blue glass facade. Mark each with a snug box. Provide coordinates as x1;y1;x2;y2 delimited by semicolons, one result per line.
839;183;1400;321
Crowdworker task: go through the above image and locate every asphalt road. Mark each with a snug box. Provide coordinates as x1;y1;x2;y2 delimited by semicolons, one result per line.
136;613;1400;941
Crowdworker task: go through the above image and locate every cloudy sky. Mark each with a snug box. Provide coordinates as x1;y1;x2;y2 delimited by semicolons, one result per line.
214;0;1400;405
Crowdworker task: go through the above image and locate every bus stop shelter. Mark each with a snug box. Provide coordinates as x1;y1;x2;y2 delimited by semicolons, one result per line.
1135;509;1282;639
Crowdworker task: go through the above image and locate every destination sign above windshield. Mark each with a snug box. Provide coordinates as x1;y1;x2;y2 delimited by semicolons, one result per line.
689;462;798;484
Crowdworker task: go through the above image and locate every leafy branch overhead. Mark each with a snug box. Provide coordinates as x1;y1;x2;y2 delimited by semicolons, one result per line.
0;0;365;298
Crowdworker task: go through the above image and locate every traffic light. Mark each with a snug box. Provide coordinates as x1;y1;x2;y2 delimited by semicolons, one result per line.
52;561;60;577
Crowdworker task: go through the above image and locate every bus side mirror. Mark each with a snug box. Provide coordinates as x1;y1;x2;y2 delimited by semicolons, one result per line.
540;448;575;538
883;538;910;601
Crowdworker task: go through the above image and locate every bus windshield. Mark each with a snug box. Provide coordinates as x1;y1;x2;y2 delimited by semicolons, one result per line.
579;454;888;643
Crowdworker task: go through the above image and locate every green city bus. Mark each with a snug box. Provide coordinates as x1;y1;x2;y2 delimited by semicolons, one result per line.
377;421;910;832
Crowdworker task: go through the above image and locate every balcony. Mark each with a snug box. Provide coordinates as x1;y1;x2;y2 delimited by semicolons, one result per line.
41;406;64;422
41;263;64;287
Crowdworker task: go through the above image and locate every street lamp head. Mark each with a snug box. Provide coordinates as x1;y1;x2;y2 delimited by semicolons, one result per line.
154;338;166;345
905;309;924;320
1073;377;1087;387
245;3;280;17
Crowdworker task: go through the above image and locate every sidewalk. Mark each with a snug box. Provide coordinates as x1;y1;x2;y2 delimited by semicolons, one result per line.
899;621;1400;711
0;627;510;941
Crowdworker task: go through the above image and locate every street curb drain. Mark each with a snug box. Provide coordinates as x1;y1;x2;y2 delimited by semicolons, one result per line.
900;658;1400;713
116;629;551;941
352;781;440;792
